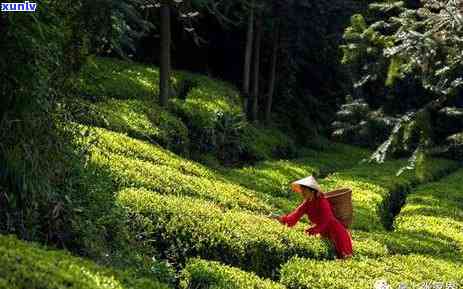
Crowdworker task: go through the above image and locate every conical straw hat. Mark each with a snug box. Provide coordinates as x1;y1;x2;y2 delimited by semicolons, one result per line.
291;176;322;193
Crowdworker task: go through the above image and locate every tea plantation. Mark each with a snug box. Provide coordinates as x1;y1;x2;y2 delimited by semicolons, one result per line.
1;58;462;288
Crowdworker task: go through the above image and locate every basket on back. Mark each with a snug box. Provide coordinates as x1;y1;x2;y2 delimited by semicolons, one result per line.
323;188;353;228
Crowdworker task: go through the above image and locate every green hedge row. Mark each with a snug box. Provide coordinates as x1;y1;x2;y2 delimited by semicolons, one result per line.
350;170;463;257
220;143;369;210
352;229;460;259
222;158;323;212
91;148;269;212
115;188;330;276
280;255;463;289
350;227;463;258
317;168;463;259
169;72;242;131
92;127;211;178
325;158;457;193
78;57;159;100
318;158;458;231
226;145;370;196
180;259;285;289
394;169;463;256
169;75;297;162
89;127;373;216
73;99;189;155
168;70;242;158
0;235;168;289
116;188;391;278
239;125;298;162
78;57;298;163
295;139;372;174
87;127;269;212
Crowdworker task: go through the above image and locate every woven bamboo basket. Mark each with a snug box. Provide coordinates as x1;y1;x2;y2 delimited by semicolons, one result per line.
323;188;353;228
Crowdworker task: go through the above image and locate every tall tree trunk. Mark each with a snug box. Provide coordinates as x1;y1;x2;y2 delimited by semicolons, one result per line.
242;0;254;114
250;15;262;122
265;19;280;124
159;0;171;107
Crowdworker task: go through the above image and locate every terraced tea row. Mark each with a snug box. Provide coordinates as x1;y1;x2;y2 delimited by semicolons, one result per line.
116;188;388;278
0;235;168;289
87;126;374;214
178;255;463;289
277;169;463;289
318;159;458;231
394;169;463;257
280;255;462;289
180;259;285;289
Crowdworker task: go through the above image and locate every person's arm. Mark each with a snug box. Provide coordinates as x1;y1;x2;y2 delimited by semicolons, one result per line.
306;197;335;235
278;200;308;227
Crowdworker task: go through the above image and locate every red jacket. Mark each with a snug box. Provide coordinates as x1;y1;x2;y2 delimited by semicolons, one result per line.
279;196;353;258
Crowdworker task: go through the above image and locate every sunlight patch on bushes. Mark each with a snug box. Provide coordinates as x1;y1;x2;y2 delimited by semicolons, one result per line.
91;149;269;212
79;57;159;100
73;99;189;154
93;127;209;178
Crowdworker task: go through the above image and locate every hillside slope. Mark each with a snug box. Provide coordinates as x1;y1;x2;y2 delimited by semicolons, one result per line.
1;58;462;289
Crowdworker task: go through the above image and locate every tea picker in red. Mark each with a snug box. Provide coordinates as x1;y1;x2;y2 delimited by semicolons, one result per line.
270;176;353;259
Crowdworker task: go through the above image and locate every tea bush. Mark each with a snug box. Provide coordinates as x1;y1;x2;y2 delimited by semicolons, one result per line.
73;99;189;155
349;230;389;258
169;72;242;139
170;79;296;162
88;126;375;214
321;168;463;258
394;169;463;255
64;57;463;286
79;122;458;281
219;144;368;212
116;188;393;277
222;143;369;197
144;64;249;160
78;125;268;212
297;144;371;173
116;188;332;277
91;148;269;212
180;259;286;289
0;235;169;289
78;57;297;163
280;255;463;289
239;125;298;162
318;158;458;231
78;57;159;101
92;127;211;178
353;229;460;258
324;170;463;256
221;159;322;212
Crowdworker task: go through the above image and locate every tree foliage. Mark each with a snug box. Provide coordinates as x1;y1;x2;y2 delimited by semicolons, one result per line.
340;0;463;171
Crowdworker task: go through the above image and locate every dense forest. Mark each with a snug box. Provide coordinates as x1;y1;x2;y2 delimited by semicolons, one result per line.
1;0;462;288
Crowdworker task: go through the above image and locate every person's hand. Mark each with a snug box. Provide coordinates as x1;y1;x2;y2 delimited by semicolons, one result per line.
268;212;281;220
305;227;317;236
